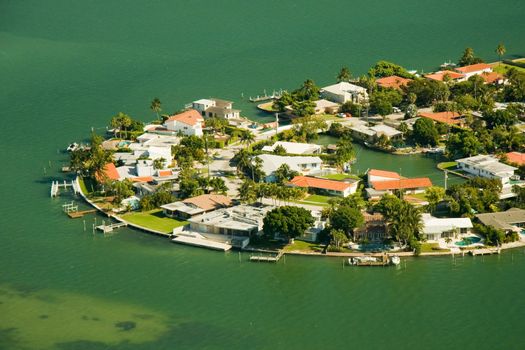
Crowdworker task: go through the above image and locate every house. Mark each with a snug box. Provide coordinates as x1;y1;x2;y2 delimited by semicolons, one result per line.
320;82;369;104
367;169;402;184
424;70;465;82
505;152;525;166
313;99;340;114
350;124;403;143
96;163;121;182
191;98;241;119
476;208;525;233
367;177;432;199
187;205;274;237
420;213;473;241
480;71;506;85
456;155;517;188
262;141;322;155
287;176;359;197
255;154;323;182
164;109;204;136
418;111;465;127
376;75;412;90
353;212;388;242
350;125;376;142
161;194;233;220
454;63;492;80
136;159;154;177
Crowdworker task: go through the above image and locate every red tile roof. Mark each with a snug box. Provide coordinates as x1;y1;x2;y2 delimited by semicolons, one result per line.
505;152;525;165
132;176;154;183
455;63;492;74
96;163;120;182
424;70;464;81
158;170;173;177
166;109;204;126
481;71;504;84
372;177;432;191
288;176;354;192
419;111;463;125
367;169;401;179
376;75;412;90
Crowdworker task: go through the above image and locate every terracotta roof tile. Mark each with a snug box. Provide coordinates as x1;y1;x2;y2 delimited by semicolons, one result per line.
158;170;173;177
132;176;154;183
166;109;204;126
481;71;504;84
96;163;120;182
372;177;432;191
455;63;492;74
424;70;464;81
288;176;354;192
419;111;463;125
182;194;233;211
506;152;525;165
368;169;401;179
376;75;412;90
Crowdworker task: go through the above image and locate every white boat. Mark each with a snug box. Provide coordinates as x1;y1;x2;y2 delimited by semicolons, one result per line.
348;256;379;265
390;255;401;265
171;232;232;251
66;143;79;152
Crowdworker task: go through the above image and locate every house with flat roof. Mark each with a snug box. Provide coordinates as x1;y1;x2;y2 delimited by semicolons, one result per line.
164;109;204;136
255;154;323;182
456;155;517;186
187;205;275;237
376;75;412;90
476;208;525;233
420;213;473;241
262;141;322;155
161;194;234;220
320;82;369;104
287;176;359;197
191;98;241;120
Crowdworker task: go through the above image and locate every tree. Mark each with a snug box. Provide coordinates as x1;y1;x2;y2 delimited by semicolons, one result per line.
70;133;113;180
337;66;352;82
273;144;287;155
445;130;484;159
425;186;445;213
104;179;134;204
153;157;166;170
240;131;255;145
495;43;506;63
458;47;484;67
405;103;418;119
110;112;132;138
329;206;364;236
292;100;315;117
330;229;349;249
274;163;299;184
150;98;162;121
238;179;257;204
294;79;320;101
411;118;439;147
209;177;228;194
334;135;355;171
263;206;314;241
368;61;412;78
375;195;422;245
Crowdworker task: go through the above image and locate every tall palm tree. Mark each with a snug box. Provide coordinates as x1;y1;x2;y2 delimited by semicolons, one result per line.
495;43;506;64
209;177;228;194
240;131;255;145
337;66;352;83
150;98;162;121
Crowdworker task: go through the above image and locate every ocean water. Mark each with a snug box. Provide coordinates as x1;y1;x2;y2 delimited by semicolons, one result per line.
1;1;525;349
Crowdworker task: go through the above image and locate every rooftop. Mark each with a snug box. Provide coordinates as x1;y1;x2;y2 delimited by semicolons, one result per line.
96;163;120;182
376;75;412;89
371;177;432;191
188;205;274;232
476;208;525;231
505;152;525;165
321;82;367;95
255;154;323;175
424;70;464;81
456;155;517;174
480;71;505;84
370;124;403;137
421;213;473;234
419;111;463;125
455;63;492;74
288;176;357;192
166;109;204;126
367;169;401;179
261;141;321;155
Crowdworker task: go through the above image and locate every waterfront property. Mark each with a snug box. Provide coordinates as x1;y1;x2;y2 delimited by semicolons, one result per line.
161;194;234;220
287;175;359;197
320;82;369;104
454;63;492;80
476;208;525;233
376;75;412;90
164;109;204;136
191;98;241;120
365;169;432;199
353;212;388;241
418;111;465;127
255;154;323;182
366;169;402;183
350;124;403;143
261;141;322;155
420;213;473;241
313;99;340;114
424;70;465;82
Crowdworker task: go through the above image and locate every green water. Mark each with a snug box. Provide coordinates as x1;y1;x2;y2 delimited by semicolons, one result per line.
2;1;525;349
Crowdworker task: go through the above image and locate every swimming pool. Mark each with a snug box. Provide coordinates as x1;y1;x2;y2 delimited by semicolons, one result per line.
118;140;131;148
455;236;482;246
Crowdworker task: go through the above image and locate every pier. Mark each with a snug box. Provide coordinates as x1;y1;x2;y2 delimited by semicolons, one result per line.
96;222;127;233
249;89;285;103
469;248;501;256
67;209;97;219
250;250;284;263
50;180;79;197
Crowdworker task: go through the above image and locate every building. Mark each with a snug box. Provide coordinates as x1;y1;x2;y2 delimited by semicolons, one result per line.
480;71;506;85
164;109;204;136
187;205;274;237
161;194;233;220
353;212;388;241
505;152;525;166
456;155;517;188
191;98;241;119
255;154;323;182
376;75;412;90
454;63;492;80
350;124;403;143
287;176;359;197
365;169;431;199
476;208;525;233
424;70;465;82
136;159;154;177
96;163;121;182
418;111;465;127
420;213;473;241
367;169;402;184
313;99;340;114
262;141;322;155
320;82;369;104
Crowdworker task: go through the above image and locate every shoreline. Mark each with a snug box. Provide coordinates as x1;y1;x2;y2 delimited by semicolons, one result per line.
75;177;525;259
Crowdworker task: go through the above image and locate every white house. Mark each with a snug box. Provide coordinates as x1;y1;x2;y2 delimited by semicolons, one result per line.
313;99;340;114
136;159;154;177
320;82;369;104
191;98;241;119
421;214;473;241
454;63;493;81
255;154;323;182
456;155;517;187
351;124;403;142
262;141;322;155
164;109;204;136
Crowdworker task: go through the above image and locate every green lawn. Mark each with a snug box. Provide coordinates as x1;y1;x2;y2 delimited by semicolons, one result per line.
421;242;450;253
321;173;360;181
284;240;324;252
407;192;428;201
492;63;525;74
437;161;457;170
304;194;331;203
121;209;188;234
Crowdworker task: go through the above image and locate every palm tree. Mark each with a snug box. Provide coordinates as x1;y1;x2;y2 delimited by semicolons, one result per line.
209;177;228;194
110;112;132;138
337;66;352;83
495;43;506;64
153;157;166;170
150;98;162;121
240;131;255;145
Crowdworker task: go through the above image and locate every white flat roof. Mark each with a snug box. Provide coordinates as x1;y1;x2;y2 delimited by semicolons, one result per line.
262;141;321;155
255;154;323;175
321;82;367;95
421;213;473;234
193;98;215;105
370;124;403;137
456;155;517;174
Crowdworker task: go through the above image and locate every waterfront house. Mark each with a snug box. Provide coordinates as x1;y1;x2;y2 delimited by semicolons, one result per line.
376;75;412;90
456;154;517;185
367;169;402;184
350;124;403;143
353;212;388;242
480;71;506;85
418;111;465;127
287;176;359;197
476;208;525;233
420;214;473;241
164;109;204;136
320;82;369;104
255;154;323;182
313;99;340;114
424;70;465;82
161;194;233;220
454;63;492;80
262;141;322;155
365;169;431;199
187;204;274;237
96;163;121;182
191;98;241;119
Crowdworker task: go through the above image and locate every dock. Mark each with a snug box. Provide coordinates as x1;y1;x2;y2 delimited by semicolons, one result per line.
67;209;97;218
250;250;284;263
249;89;285;103
469;248;501;256
51;180;79;197
96;222;127;233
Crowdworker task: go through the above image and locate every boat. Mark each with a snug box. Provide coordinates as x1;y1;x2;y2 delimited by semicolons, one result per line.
171;232;232;251
66;142;79;152
440;61;457;69
390;255;401;265
348;254;400;266
425;147;445;154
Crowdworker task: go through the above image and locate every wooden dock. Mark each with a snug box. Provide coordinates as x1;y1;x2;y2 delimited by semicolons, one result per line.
469;248;501;256
250;250;284;263
96;222;127;233
67;209;97;218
